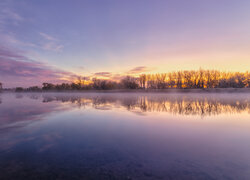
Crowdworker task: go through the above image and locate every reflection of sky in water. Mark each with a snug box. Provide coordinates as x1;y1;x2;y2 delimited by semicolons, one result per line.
0;93;250;179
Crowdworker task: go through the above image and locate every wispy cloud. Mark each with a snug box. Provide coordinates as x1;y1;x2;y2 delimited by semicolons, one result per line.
94;72;112;77
2;9;23;21
39;32;64;52
0;45;26;60
127;66;152;74
39;32;57;41
91;66;154;81
0;8;24;27
42;42;64;52
0;45;76;87
0;32;37;48
0;7;37;49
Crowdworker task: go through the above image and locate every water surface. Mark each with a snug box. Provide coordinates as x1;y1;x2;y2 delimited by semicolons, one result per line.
0;92;250;180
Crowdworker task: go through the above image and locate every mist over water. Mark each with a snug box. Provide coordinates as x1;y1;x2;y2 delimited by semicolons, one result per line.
0;92;250;180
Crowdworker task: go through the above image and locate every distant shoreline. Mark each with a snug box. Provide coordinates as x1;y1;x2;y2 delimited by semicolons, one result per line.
2;88;250;93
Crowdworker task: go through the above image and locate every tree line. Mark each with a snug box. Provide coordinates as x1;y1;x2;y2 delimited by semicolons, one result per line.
1;69;249;92
138;69;250;89
14;76;140;91
41;70;250;90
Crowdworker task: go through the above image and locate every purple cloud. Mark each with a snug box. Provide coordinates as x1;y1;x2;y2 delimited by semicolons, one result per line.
91;72;127;81
127;66;152;74
94;72;112;77
0;45;26;60
0;46;76;88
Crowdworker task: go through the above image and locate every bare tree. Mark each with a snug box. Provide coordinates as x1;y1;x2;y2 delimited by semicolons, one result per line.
139;74;147;89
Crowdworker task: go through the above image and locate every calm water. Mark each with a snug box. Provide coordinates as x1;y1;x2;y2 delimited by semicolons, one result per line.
0;92;250;180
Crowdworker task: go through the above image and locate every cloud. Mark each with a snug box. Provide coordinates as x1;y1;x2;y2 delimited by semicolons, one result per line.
94;72;112;77
0;32;63;52
92;67;154;81
0;45;26;60
42;42;64;52
0;46;76;87
39;32;63;52
0;33;37;48
92;72;126;81
127;66;152;74
111;74;126;81
2;9;23;21
39;32;57;41
0;8;24;27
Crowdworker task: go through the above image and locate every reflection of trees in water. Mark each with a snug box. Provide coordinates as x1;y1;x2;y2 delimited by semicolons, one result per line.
130;96;250;116
40;95;250;116
28;94;40;100
15;94;23;99
42;95;118;109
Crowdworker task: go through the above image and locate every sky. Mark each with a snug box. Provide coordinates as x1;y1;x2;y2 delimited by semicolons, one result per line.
0;0;250;87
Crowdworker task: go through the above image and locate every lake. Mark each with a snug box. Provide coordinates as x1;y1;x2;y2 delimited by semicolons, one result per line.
0;92;249;180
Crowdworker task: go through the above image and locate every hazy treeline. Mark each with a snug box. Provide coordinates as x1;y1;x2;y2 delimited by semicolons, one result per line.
13;76;140;91
1;69;249;91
